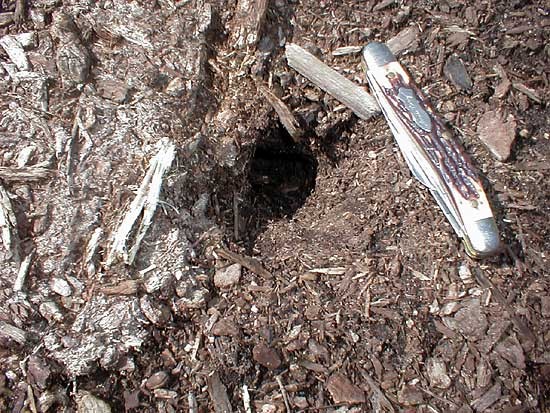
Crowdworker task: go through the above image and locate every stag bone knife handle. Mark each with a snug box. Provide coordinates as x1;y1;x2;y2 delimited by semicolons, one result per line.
362;42;500;258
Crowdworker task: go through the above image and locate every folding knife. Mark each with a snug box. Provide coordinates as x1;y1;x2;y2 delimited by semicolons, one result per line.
362;42;500;258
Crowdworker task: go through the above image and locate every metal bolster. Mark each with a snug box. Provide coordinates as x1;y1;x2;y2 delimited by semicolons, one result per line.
362;42;397;68
463;217;501;258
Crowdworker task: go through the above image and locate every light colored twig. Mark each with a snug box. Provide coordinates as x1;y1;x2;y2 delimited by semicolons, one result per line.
188;391;198;413
242;384;252;413
14;250;34;291
107;139;175;265
0;166;53;182
0;34;30;70
0;320;28;345
276;376;292;413
285;43;380;120
0;183;20;263
85;227;103;276
258;83;302;141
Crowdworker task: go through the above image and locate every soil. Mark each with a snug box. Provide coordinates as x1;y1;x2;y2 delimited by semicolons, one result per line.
0;0;549;412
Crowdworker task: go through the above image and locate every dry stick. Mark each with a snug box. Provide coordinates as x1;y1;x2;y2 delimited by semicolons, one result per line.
188;391;198;413
233;191;240;241
0;320;28;345
242;385;252;413
0;12;15;27
26;384;38;413
0;183;20;263
216;248;272;279
258;83;303;141
14;250;34;292
0;166;52;182
14;0;26;23
276;376;292;413
285;43;380;120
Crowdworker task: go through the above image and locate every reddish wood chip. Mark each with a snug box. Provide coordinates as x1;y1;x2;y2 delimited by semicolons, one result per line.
211;318;241;337
326;373;366;405
477;110;517;161
252;343;281;370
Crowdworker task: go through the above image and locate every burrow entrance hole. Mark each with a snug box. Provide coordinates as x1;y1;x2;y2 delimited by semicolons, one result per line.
243;124;318;243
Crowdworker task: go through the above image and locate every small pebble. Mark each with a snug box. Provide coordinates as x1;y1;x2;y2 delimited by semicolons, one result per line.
214;263;242;288
145;371;169;390
50;277;72;297
76;391;111;413
39;301;64;322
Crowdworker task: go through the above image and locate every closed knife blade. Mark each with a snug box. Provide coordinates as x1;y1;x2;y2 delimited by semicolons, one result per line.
362;42;500;258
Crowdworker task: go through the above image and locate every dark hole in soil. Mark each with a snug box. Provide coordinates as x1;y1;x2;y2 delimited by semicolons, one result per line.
243;124;317;243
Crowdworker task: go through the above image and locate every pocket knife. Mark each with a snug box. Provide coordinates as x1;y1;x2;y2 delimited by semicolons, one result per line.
362;42;500;258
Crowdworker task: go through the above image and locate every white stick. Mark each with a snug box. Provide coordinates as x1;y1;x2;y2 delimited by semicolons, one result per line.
285;43;380;120
107;139;175;265
242;384;252;413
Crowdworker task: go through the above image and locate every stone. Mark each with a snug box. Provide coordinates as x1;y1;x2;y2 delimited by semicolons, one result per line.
444;55;473;90
253;343;281;370
214;263;242;288
76;391;111;413
50;277;72;297
166;77;186;97
326;373;366;405
97;78;129;103
145;371;169;390
426;357;451;389
477;110;516;161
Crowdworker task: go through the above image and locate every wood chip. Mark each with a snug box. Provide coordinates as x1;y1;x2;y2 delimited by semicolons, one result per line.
477;109;516;161
386;26;420;56
0;320;28;345
285;43;380;120
473;268;536;351
495;335;526;369
231;0;268;48
326;373;365;405
471;382;501;412
100;279;141;295
208;371;233;413
253;343;281;370
373;0;396;11
332;45;363;56
0;34;30;71
258;84;302;141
